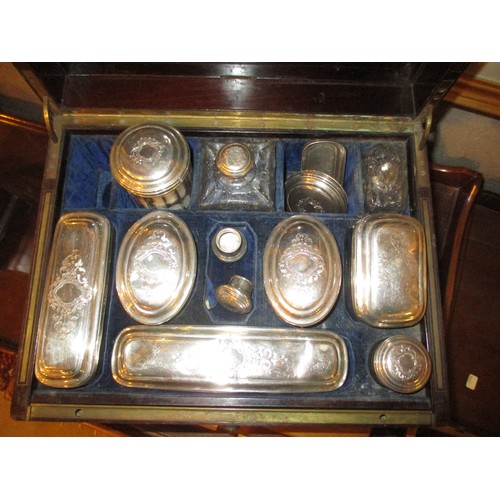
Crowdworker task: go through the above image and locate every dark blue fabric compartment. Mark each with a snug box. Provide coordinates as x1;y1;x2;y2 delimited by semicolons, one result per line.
32;132;431;411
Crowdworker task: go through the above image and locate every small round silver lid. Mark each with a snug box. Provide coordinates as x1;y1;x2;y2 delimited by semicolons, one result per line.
212;227;247;263
110;123;191;197
216;143;254;179
372;335;432;393
285;170;348;213
216;275;253;314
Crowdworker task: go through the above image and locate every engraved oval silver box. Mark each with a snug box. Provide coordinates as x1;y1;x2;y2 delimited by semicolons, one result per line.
263;215;342;326
111;325;348;392
110;123;192;209
371;335;432;393
351;213;427;328
34;212;111;388
116;210;197;324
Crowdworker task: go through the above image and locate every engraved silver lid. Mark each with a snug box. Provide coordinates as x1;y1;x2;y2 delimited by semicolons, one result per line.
111;325;348;392
216;143;254;179
216;275;253;314
372;335;432;393
351;213;427;328
301;140;347;184
116;211;197;324
212;227;247;263
263;215;342;326
35;212;111;388
110;123;191;197
285;170;348;213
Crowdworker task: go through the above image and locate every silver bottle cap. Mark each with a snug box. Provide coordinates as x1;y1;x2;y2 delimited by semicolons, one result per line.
216;143;254;179
216;275;253;314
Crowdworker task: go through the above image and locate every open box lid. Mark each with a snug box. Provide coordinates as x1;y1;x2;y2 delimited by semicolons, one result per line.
19;62;467;118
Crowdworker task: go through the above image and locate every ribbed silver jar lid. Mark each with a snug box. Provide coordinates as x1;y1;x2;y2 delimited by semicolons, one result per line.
110;123;191;197
372;335;432;393
285;170;348;213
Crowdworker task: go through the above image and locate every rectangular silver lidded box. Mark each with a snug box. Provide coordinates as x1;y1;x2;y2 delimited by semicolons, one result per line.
34;211;111;388
111;325;348;392
351;213;427;328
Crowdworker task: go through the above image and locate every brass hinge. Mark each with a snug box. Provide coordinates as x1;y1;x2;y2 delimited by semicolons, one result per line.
417;103;434;150
43;96;60;143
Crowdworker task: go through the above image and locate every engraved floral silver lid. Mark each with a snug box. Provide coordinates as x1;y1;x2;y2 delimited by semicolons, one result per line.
351;213;427;328
285;170;348;213
263;215;342;326
35;212;111;388
372;335;432;393
116;210;197;324
111;325;348;392
110;123;191;197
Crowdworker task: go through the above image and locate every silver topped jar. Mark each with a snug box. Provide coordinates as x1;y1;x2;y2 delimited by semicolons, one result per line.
216;143;255;179
263;215;342;326
116;211;197;325
372;335;432;393
110;123;192;209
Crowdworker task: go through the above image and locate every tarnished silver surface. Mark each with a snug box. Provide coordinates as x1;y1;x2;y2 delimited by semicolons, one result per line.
111;325;348;392
116;211;197;324
216;142;254;179
372;335;432;393
263;215;342;326
362;144;408;213
212;227;247;263
110;123;192;208
35;212;111;388
351;213;427;328
301;140;346;184
216;275;253;314
285;170;348;213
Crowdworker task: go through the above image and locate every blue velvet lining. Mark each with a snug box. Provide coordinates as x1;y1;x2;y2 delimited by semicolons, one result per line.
32;132;430;410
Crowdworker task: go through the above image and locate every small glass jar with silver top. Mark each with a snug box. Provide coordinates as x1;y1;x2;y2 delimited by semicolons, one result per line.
110;123;192;209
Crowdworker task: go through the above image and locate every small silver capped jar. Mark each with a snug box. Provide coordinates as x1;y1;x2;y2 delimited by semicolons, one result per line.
110;123;192;209
372;335;432;393
362;144;408;213
216;143;254;179
212;227;247;263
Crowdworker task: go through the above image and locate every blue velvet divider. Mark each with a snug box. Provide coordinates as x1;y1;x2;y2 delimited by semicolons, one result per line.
32;132;431;411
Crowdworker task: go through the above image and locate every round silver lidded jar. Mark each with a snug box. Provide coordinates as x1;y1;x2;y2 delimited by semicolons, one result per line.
371;335;432;394
110;123;192;209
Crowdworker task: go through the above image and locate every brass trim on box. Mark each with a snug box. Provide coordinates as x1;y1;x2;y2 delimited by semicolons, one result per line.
18;190;53;385
29;404;433;427
59;109;417;135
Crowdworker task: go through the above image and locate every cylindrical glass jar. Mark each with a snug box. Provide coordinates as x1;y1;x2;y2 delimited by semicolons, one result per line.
110;123;192;209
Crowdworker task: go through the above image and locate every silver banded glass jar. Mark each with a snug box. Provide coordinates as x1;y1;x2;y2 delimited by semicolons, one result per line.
110;123;192;209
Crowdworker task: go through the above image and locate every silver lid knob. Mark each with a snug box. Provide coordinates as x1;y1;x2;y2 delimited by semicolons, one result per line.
215;275;253;314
